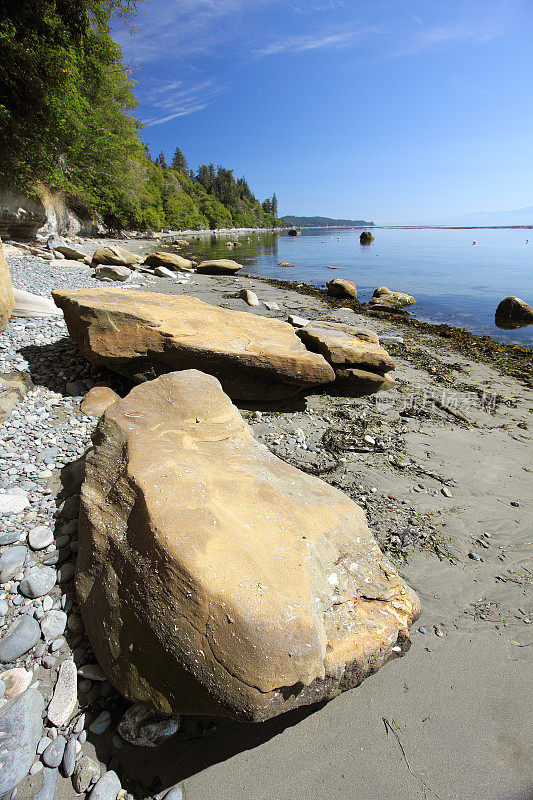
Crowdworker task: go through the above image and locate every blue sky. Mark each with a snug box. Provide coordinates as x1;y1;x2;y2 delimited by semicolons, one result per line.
113;0;533;223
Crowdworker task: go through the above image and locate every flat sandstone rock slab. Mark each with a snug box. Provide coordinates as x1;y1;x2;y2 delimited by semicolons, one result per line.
52;288;335;400
77;370;420;722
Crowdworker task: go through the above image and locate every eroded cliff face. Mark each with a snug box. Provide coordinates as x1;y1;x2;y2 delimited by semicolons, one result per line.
0;186;103;239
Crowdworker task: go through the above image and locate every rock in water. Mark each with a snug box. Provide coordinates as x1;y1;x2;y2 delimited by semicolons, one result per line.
0;688;44;795
495;295;533;328
52;288;335;401
359;230;375;244
0;238;15;331
326;279;358;299
76;370;420;722
143;252;195;272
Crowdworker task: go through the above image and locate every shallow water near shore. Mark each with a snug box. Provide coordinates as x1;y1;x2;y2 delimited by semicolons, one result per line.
183;226;533;345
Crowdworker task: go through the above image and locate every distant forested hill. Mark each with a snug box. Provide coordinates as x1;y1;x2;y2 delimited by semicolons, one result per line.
0;2;281;231
282;215;374;228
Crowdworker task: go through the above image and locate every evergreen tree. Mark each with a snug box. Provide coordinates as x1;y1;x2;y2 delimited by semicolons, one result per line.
155;151;167;169
171;146;188;174
271;193;278;218
262;198;272;215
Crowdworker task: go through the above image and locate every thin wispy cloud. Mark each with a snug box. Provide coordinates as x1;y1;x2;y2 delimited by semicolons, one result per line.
391;21;503;58
142;79;223;126
256;26;378;57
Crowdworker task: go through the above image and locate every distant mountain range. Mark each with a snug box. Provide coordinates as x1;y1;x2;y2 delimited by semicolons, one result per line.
282;215;374;228
428;206;533;227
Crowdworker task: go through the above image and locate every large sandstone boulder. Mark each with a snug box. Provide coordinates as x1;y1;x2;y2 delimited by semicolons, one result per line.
196;259;242;274
327;279;358;299
77;370;420;722
296;322;395;394
495;296;533;328
52;288;335;401
91;245;139;268
0;238;15;331
143;252;195;272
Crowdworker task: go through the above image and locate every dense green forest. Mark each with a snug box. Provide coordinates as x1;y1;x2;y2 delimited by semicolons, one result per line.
0;1;281;231
282;216;374;228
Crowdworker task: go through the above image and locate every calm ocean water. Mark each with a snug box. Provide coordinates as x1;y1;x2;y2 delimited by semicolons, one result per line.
187;226;533;346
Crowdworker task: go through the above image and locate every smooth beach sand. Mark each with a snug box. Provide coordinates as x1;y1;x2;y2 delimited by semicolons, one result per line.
67;257;532;800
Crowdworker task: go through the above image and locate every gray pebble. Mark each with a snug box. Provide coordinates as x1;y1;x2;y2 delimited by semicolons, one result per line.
0;688;44;795
89;770;122;800
28;527;54;551
164;788;183;800
72;756;100;793
31;767;59;800
40;610;67;641
42;735;66;768
62;736;77;777
19;567;56;599
0;615;41;662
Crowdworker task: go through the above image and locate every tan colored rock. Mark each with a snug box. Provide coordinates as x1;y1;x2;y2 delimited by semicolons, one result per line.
143;252;195;272
278;262;295;267
77;370;420;722
54;245;86;261
0;238;15;331
296;322;395;395
239;288;259;306
0;372;31;423
95;264;132;282
296;322;394;372
52;288;335;401
91;245;139;268
370;287;415;308
335;368;396;394
196;259;242;274
81;386;120;417
327;279;358;299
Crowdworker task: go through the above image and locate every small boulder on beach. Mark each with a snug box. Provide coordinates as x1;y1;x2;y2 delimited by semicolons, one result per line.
370;286;415;309
327;278;358;299
143;251;195;272
95;264;132;282
91;245;139;268
196;259;242;274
